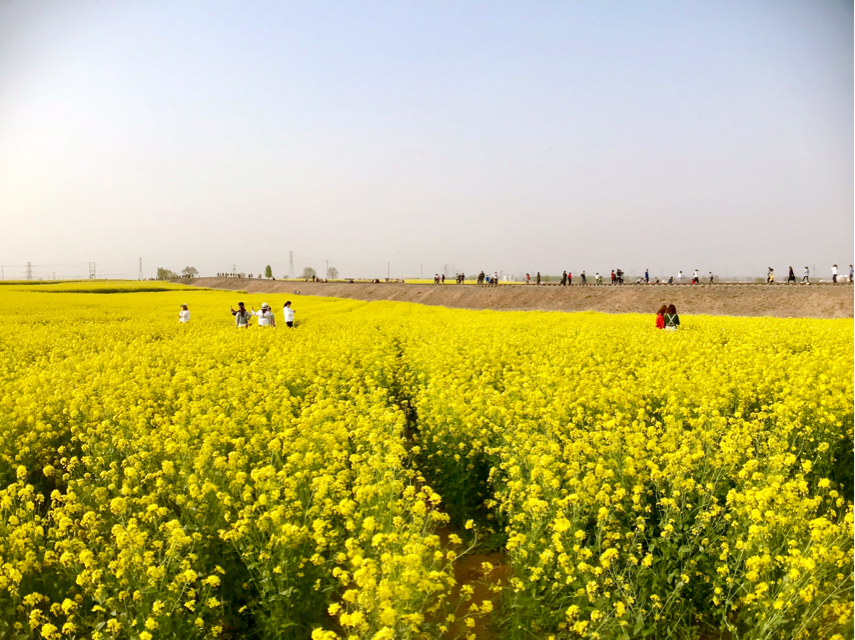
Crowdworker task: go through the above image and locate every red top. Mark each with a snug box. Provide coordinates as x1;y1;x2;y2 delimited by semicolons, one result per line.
655;313;665;329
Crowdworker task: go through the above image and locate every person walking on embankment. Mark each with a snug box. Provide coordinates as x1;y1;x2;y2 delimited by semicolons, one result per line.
832;264;838;283
803;267;810;284
787;266;796;283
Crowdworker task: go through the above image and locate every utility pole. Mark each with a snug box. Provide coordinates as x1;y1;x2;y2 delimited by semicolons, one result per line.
289;252;294;279
420;264;423;279
26;262;33;280
138;258;143;280
88;262;96;279
52;272;56;280
387;262;390;281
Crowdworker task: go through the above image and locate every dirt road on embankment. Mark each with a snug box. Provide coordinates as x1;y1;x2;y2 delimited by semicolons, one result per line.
185;278;853;319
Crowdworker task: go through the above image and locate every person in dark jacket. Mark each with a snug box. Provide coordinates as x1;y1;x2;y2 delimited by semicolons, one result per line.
664;304;680;331
787;266;796;283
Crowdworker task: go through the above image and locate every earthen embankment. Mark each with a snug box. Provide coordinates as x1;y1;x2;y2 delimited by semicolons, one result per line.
183;278;853;319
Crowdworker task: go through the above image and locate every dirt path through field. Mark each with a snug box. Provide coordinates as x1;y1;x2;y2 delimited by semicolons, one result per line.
185;278;853;319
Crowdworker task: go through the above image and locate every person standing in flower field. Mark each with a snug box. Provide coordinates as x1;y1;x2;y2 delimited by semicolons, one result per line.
252;303;276;327
664;304;680;331
655;305;666;329
179;304;190;323
283;301;295;328
231;301;252;328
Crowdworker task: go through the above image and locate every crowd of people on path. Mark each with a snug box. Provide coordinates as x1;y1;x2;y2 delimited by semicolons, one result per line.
218;272;268;279
176;301;297;328
769;265;853;284
205;264;853;285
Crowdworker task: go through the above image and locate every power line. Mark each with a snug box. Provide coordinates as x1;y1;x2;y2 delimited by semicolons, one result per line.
88;262;96;279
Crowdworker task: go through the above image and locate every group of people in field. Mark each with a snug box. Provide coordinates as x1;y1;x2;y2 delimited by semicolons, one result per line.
176;301;297;328
655;305;681;331
230;301;295;328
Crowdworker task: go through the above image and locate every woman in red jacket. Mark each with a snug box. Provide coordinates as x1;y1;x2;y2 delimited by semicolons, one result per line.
655;305;666;329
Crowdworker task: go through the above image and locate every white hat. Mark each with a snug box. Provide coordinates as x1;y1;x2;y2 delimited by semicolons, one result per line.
261;302;269;309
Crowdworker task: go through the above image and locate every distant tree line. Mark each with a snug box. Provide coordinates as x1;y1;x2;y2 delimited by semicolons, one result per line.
156;266;198;280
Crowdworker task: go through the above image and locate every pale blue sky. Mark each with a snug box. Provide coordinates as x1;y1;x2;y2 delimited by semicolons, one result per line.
0;1;852;280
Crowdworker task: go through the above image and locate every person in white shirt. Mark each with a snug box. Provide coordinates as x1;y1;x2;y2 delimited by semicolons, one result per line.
832;264;838;283
802;267;810;284
179;304;190;323
252;302;275;327
283;301;295;328
677;270;683;283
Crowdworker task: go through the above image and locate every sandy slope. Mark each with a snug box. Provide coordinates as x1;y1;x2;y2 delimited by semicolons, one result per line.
185;278;854;319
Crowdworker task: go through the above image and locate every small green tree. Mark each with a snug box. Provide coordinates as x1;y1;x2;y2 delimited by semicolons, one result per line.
265;265;273;279
301;267;317;279
181;266;199;278
157;267;178;280
327;267;338;279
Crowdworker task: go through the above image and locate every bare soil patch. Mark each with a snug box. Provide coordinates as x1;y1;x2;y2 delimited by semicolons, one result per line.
185;278;853;319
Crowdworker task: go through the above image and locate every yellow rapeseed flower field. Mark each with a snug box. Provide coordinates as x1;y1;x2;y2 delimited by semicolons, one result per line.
0;281;851;640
